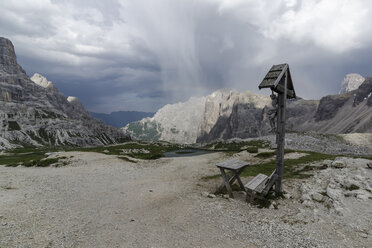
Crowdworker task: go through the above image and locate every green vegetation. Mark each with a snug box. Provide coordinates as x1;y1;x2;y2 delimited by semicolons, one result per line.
255;151;276;158
254;149;295;159
202;150;338;182
0;141;184;167
246;146;259;153
0;145;72;167
241;151;337;179
0;146;69;167
205;140;270;152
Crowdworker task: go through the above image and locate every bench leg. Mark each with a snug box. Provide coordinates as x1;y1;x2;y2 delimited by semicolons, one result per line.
220;168;234;198
246;190;254;203
234;172;245;191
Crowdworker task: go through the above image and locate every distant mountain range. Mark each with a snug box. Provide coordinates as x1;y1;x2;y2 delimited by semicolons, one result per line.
90;111;154;128
0;37;130;150
124;73;372;143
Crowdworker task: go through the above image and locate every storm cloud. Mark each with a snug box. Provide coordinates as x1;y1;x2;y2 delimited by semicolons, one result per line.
1;0;372;112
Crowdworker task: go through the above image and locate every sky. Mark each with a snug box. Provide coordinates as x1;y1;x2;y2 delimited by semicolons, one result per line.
1;0;372;113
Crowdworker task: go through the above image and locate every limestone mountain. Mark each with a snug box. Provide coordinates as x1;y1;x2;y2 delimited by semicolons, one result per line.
125;77;372;144
0;37;129;149
123;96;206;143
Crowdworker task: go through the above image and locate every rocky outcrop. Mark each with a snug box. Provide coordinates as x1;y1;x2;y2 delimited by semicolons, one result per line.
339;73;365;94
30;73;58;92
0;37;130;149
196;90;272;142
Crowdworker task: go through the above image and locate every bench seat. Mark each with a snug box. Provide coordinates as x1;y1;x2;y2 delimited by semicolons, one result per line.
244;173;268;194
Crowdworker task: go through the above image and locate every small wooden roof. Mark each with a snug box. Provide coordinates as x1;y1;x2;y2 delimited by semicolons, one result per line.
258;63;296;98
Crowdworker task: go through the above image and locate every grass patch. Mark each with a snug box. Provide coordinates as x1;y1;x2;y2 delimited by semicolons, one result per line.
0;147;70;167
204;140;270;153
0;147;52;167
241;151;337;179
246;146;258;153
255;151;276;158
24;158;60;167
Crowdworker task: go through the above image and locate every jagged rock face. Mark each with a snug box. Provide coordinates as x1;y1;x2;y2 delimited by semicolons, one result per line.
123;96;206;143
339;73;365;94
353;78;372;107
197;90;272;142
0;37;129;149
314;94;351;121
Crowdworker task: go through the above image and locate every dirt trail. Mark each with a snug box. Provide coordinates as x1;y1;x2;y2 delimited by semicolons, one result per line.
0;151;370;247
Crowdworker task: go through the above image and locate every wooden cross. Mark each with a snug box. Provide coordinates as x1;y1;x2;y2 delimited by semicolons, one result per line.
258;63;296;193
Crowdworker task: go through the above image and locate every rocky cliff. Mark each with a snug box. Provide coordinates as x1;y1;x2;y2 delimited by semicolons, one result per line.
125;77;372;144
123;96;206;143
0;37;129;149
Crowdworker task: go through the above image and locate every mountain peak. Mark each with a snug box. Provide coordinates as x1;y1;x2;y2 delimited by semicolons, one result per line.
339;73;365;94
0;37;17;66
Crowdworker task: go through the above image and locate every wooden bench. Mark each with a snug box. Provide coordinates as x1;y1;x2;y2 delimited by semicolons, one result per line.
245;170;278;202
216;159;250;198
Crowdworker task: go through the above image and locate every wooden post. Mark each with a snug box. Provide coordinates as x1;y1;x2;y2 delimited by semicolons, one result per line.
275;70;288;193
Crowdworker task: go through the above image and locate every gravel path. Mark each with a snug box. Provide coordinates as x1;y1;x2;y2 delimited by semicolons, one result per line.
0;151;371;247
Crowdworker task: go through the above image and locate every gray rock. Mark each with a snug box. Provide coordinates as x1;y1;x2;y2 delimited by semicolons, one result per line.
332;160;347;168
0;37;130;150
311;192;324;202
367;162;372;169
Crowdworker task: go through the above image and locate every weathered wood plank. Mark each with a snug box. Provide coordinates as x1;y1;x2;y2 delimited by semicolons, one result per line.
264;70;282;79
270;64;287;71
220;168;234;198
245;174;268;193
216;159;249;170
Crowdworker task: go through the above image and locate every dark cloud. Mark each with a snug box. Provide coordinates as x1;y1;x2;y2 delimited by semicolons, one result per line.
1;0;372;113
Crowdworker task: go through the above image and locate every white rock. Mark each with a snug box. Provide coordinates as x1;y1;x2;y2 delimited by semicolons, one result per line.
339;73;365;94
30;73;58;91
207;193;216;198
